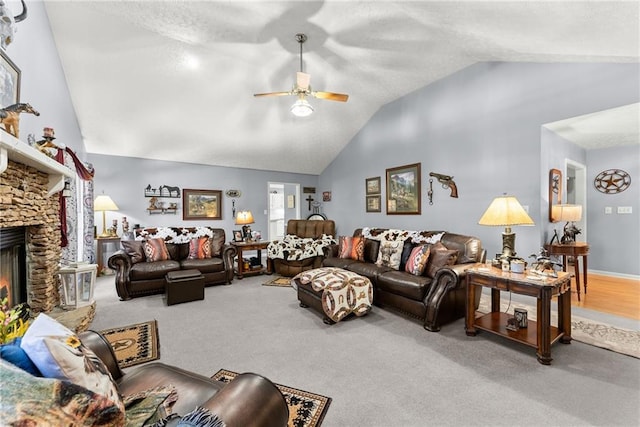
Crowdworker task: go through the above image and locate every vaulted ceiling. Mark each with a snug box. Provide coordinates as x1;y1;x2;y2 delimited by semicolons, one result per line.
43;1;639;174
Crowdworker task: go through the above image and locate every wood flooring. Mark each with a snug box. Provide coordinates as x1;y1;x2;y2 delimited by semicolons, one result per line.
568;268;639;320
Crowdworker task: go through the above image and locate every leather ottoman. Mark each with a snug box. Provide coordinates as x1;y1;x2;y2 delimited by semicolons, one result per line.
165;269;205;305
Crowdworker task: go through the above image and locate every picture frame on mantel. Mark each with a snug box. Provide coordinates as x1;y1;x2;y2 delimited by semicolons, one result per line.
0;49;20;107
183;189;222;220
386;163;421;215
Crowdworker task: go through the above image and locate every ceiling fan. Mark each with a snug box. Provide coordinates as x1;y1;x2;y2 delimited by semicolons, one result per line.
254;33;349;117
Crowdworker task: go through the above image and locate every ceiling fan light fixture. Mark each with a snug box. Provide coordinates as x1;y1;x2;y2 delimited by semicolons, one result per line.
291;98;314;117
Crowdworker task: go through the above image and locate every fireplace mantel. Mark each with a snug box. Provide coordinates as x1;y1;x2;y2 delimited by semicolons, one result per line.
0;131;75;196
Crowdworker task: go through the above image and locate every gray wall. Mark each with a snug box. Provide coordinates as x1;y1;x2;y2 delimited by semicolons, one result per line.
320;62;639;276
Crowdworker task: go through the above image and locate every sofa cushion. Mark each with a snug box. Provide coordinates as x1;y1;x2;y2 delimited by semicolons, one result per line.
144;238;171;262
189;236;212;259
121;240;145;264
347;261;393;279
426;242;459;278
166;243;189;261
130;260;181;280
322;256;359;269
399;239;415;271
363;238;380;263
210;232;225;256
338;236;364;261
180;257;225;274
376;271;432;301
405;245;431;276
375;240;403;270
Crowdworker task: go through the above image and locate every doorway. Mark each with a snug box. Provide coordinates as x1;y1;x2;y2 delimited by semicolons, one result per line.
565;159;587;241
268;182;300;241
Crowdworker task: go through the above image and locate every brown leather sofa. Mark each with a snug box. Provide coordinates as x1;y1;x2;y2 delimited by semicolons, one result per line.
299;228;485;331
80;329;288;426
108;227;236;300
268;219;336;277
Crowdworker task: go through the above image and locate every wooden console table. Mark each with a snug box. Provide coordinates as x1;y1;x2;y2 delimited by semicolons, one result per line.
465;265;572;365
544;242;589;301
231;241;272;279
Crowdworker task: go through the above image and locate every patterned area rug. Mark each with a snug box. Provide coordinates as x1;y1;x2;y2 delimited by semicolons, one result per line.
263;276;292;287
478;295;640;358
212;369;331;427
100;320;160;368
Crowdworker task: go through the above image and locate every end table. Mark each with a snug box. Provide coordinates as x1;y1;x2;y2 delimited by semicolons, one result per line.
230;241;272;279
544;242;589;301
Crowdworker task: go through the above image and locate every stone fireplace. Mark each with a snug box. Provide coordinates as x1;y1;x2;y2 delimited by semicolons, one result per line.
0;132;76;316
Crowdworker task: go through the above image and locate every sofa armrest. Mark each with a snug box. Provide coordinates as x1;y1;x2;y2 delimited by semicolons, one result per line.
221;244;237;283
200;372;288;427
108;250;134;300
422;264;477;332
78;330;124;381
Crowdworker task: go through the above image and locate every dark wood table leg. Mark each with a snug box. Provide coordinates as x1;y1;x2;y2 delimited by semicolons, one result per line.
558;279;572;344
236;247;244;279
490;288;500;312
574;255;581;301
536;287;553;365
465;276;477;336
583;255;588;295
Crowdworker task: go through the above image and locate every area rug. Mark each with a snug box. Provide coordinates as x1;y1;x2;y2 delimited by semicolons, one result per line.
263;276;292;287
478;295;640;359
212;369;331;427
100;320;160;368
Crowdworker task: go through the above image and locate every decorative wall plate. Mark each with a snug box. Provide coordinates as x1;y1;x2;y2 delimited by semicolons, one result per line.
594;169;631;194
225;189;241;198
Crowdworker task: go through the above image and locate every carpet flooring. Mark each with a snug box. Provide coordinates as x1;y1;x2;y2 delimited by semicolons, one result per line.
212;369;331;427
100;320;160;368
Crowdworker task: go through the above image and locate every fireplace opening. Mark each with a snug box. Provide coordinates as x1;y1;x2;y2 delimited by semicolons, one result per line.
0;227;27;307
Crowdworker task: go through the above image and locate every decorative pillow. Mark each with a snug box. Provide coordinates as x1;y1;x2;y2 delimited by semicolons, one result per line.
338;236;364;260
0;359;124;426
188;236;212;259
399;239;415;271
375;240;404;270
121;240;145;264
144;238;170;262
0;337;42;376
20;314;125;416
210;232;225;257
405;245;431;276
426;242;459;278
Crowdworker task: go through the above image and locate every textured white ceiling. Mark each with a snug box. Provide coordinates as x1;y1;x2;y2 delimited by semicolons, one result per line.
43;1;640;174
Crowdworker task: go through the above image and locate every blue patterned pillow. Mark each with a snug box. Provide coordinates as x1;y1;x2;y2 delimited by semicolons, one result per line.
0;337;41;376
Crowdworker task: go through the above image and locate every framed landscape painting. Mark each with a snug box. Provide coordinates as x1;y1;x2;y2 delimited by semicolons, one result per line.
366;177;381;195
183;189;222;220
366;195;381;213
386;163;421;215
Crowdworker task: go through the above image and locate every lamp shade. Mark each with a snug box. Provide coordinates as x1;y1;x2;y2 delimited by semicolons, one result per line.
94;194;119;212
290;98;314;117
552;204;582;222
478;195;534;227
235;210;255;225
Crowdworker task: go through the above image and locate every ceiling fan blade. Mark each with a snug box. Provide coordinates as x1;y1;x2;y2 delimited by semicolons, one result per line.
312;91;349;102
296;72;311;90
253;91;292;98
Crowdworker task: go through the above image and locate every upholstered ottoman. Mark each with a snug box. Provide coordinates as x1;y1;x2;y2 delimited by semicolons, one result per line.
293;267;373;325
165;269;205;305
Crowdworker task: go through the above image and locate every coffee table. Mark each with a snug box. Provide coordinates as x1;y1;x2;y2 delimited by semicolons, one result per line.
465;264;572;365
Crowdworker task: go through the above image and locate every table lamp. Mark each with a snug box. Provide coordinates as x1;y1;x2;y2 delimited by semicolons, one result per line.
550;204;582;244
94;194;119;237
235;210;255;241
478;194;534;261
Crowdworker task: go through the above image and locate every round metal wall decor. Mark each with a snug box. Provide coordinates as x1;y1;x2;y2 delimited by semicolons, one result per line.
593;169;631;194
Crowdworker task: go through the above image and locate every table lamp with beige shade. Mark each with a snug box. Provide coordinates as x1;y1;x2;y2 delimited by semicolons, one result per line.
94;193;119;237
478;194;534;262
235;210;255;241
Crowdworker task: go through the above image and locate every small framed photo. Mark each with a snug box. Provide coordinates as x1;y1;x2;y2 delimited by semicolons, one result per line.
323;191;331;202
233;230;244;242
366;177;381;195
366;195;381;213
1;50;21;107
182;189;222;220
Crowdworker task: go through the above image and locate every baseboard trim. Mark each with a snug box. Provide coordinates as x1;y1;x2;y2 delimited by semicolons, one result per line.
589;269;640;281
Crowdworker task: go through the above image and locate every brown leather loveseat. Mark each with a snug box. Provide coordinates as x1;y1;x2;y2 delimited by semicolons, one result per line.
80;329;288;426
310;228;485;331
267;219;336;277
108;226;236;300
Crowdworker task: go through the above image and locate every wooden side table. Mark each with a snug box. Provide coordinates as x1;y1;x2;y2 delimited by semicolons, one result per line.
544;242;589;301
231;241;272;279
465;265;572;365
96;237;121;276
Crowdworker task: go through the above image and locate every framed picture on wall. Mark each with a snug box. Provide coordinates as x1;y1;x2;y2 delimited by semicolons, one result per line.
0;50;21;107
386;163;421;215
366;177;381;195
366;195;381;213
182;189;222;220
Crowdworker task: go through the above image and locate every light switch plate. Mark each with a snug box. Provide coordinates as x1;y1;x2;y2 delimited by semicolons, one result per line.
604;207;613;214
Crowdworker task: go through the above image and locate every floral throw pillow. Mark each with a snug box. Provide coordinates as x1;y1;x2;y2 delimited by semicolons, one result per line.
143;238;170;262
375;240;403;270
405;245;431;276
188;237;212;260
338;236;364;261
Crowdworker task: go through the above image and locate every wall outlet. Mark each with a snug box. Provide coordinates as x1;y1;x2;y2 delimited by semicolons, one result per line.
604;206;613;214
617;206;632;214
